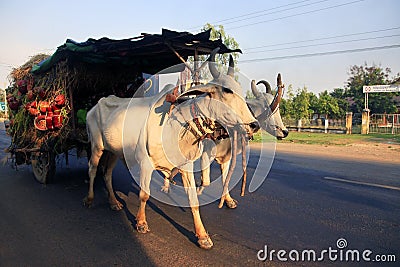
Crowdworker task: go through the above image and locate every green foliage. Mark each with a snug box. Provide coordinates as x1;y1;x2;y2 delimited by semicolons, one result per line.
202;23;240;66
188;23;241;80
281;64;399;122
281;85;315;120
345;64;399;113
330;88;349;117
316;90;340;119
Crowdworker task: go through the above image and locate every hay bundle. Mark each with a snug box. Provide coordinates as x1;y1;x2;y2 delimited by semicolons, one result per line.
7;56;74;157
9;54;49;81
6;53;142;162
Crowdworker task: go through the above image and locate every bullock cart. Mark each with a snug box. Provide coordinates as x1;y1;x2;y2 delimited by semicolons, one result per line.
5;29;240;184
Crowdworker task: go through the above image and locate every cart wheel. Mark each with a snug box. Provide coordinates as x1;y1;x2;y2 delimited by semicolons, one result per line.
31;152;56;184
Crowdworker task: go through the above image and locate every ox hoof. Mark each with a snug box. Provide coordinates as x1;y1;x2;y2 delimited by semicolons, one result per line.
197;235;213;249
136;223;150;234
110;201;123;211
83;197;93;208
225;199;238;209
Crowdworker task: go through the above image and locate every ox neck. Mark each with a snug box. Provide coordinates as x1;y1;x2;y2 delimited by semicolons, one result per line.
172;99;215;142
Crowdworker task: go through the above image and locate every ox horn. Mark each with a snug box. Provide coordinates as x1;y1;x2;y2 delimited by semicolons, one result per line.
227;55;234;77
269;73;284;113
256;80;272;94
256;73;284;122
209;47;221;79
251;80;261;98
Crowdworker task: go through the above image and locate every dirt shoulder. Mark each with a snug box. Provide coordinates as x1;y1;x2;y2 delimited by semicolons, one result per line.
273;141;400;164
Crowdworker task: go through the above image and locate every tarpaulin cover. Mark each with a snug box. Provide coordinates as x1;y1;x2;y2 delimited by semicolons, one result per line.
32;29;241;75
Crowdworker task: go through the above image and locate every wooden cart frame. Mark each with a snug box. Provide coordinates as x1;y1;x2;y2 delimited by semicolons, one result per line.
6;29;240;184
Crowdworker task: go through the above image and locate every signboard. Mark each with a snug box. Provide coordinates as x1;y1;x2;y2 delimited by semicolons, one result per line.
0;102;5;112
363;85;400;93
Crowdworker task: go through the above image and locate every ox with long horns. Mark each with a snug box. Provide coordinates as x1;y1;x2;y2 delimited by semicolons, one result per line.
196;74;288;208
84;48;259;249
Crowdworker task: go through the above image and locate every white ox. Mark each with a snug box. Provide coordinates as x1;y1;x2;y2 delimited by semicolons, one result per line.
83;48;259;249
196;74;288;208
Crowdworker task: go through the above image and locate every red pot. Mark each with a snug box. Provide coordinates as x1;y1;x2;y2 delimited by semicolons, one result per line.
27;90;35;100
46;115;53;130
38;101;49;113
17;80;28;94
34;115;47;131
52;115;63;128
27;79;34;91
25;102;31;111
55;94;65;107
30;101;37;109
9;100;20;110
34;87;46;99
53;108;61;115
29;108;39;116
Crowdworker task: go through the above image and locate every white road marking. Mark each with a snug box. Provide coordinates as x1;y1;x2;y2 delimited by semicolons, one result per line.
323;176;400;191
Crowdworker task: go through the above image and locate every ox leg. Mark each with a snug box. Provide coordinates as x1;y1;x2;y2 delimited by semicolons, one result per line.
136;160;152;233
220;161;237;209
181;170;213;249
197;150;211;195
161;170;171;193
84;147;103;208
103;154;123;211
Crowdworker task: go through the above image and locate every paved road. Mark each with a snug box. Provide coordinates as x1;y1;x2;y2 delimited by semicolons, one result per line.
0;125;399;266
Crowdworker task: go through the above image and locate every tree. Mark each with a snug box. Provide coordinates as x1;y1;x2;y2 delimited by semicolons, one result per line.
201;23;241;67
291;86;312;121
345;64;399;113
188;23;241;81
316;90;340;119
280;84;295;119
330;88;349;118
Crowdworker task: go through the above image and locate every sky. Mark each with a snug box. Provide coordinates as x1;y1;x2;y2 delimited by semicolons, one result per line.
0;0;399;95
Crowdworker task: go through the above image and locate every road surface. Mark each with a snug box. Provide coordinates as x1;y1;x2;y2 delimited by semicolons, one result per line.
0;124;398;266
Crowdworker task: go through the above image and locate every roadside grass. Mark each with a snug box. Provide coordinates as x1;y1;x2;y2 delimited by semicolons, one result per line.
251;130;400;146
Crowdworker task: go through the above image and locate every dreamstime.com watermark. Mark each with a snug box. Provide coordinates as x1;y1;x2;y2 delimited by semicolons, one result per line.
257;238;397;263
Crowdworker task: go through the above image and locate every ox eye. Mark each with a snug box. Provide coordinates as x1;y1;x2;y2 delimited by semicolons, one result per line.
222;87;233;94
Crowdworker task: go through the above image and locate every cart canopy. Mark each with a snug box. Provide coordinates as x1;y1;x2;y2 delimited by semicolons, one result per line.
32;28;241;75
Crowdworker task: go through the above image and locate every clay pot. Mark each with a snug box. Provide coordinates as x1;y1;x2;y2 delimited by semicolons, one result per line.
38;101;49;113
46;115;53;130
55;94;65;107
25;102;31;111
27;79;34;91
8;99;20;110
29;108;39;116
34;115;47;131
52;107;61;115
30;101;37;109
34;87;46;99
27;90;35;100
17;80;28;94
52;115;63;128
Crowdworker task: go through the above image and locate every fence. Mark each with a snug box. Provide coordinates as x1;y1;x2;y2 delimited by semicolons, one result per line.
369;114;400;134
283;118;347;134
